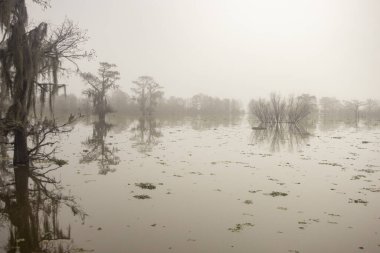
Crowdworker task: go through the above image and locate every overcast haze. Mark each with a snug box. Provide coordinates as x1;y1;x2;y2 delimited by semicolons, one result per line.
29;0;380;102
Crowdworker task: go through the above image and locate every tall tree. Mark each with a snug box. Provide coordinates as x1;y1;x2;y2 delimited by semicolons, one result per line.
0;1;89;171
131;76;163;116
81;62;120;122
0;2;89;251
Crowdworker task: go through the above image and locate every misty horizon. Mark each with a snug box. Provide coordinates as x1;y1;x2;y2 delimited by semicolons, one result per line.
1;1;380;253
28;0;380;102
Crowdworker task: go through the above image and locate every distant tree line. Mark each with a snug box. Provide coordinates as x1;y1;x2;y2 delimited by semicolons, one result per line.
51;82;244;117
319;97;380;120
249;94;380;123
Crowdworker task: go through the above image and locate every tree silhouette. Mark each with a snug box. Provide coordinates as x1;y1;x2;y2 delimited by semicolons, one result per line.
131;76;163;117
81;62;120;122
0;1;90;177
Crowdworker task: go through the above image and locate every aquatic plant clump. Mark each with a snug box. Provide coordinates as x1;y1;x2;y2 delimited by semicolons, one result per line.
348;199;368;205
268;191;288;197
133;194;151;199
135;183;157;190
228;223;255;232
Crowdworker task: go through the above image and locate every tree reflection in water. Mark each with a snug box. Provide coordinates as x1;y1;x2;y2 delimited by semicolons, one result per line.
80;119;120;175
0;127;85;253
130;117;162;153
251;123;312;152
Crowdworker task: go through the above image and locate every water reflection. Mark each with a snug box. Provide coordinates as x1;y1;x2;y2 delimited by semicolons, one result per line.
188;115;243;131
130;117;162;153
319;117;380;132
80;119;120;175
0;147;84;252
251;123;312;152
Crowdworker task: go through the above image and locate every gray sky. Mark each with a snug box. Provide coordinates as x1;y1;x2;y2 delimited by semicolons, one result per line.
29;0;380;102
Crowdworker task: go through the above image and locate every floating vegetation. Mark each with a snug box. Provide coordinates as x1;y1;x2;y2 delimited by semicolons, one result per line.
51;158;68;167
252;126;266;130
133;194;151;199
328;213;341;217
319;162;342;167
75;248;95;252
243;200;253;205
348;199;368;205
351;175;366;180
249;190;262;194
189;171;203;175
267;191;288;197
277;206;288;211
363;187;380;193
135;183;156;190
366;164;380;168
228;223;254;232
359;168;378;174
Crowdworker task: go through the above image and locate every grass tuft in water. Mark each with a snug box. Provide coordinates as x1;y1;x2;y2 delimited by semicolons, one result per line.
133;194;151;199
135;183;156;190
348;198;368;205
268;191;288;197
228;223;254;232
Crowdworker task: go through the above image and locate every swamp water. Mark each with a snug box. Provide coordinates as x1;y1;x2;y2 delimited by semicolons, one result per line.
0;115;380;252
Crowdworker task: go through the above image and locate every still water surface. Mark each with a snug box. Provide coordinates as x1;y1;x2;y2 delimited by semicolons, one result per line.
1;115;380;252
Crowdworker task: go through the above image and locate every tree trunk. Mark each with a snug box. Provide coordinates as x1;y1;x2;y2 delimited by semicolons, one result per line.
13;128;29;167
99;111;106;123
14;166;35;252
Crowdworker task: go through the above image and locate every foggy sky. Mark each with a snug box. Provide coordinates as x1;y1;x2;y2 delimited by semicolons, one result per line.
29;0;380;102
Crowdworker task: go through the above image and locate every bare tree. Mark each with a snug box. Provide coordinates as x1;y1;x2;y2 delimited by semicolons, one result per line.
287;94;317;124
249;93;316;124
